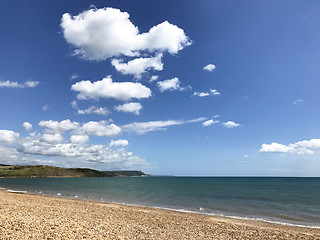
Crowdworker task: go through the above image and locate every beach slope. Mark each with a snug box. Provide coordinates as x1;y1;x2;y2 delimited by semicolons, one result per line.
0;190;319;239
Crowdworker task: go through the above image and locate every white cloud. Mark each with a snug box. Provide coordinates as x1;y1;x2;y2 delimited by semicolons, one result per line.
22;122;32;132
71;76;152;101
110;139;129;147
157;77;191;92
193;89;221;97
80;106;109;115
260;142;293;153
194;92;209;97
42;105;48;111
193;92;210;97
222;121;241;128
0;130;20;143
187;117;207;123
70;74;79;80
0;120;150;170
38;119;121;137
39;119;79;133
0;145;22;163
17;136;148;169
180;85;192;91
150;75;159;82
70;135;89;144
122;117;204;134
40;134;64;144
111;54;163;78
71;101;110;116
203;64;216;72
293;99;304;105
202;119;220;127
0;80;40;88
61;7;138;60
0;145;57;166
74;121;121;137
0;144;61;167
123;120;183;134
294;139;320;148
157;78;179;92
19;140;74;157
114;102;142;115
259;139;320;155
61;7;191;60
24;81;39;88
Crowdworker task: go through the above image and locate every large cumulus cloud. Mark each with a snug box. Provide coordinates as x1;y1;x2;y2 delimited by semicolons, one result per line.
61;7;191;60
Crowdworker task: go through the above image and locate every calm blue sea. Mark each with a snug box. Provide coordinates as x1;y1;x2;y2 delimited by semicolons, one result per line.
0;177;319;228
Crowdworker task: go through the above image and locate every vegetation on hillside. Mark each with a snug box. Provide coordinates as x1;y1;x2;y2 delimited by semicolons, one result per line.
0;165;147;178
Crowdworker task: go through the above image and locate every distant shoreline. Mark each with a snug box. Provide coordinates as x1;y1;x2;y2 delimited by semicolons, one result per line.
0;164;147;178
0;189;319;239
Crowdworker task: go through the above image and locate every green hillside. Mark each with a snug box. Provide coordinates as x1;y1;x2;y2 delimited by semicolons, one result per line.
0;165;146;178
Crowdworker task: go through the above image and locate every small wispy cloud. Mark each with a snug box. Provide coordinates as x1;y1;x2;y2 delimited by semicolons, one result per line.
114;102;142;115
222;121;241;128
202;119;220;127
150;75;159;82
71;101;110;116
70;74;79;80
109;139;129;147
293;99;304;105
22;122;32;132
203;64;216;72
112;54;163;79
157;77;191;92
123;117;205;134
0;80;40;88
193;89;221;97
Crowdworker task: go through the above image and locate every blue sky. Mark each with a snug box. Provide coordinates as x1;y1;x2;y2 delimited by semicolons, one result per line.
1;0;320;176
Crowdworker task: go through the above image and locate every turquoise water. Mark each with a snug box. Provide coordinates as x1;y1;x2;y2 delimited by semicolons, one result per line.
0;177;319;227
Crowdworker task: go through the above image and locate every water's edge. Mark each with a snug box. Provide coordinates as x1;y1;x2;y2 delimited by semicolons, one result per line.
1;185;319;230
1;177;320;228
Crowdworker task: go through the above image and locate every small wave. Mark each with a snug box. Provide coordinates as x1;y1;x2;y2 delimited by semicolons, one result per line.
57;193;62;196
6;189;27;194
96;200;320;229
218;215;320;229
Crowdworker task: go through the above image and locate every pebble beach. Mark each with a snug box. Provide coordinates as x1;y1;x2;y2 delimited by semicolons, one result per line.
0;190;319;239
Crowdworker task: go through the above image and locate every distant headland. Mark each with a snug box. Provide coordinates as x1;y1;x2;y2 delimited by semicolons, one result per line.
0;164;147;178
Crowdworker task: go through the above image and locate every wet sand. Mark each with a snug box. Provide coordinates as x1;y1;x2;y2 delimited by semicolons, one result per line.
0;190;319;239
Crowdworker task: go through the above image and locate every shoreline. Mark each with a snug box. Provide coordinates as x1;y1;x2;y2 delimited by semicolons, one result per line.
2;186;320;229
103;201;320;230
0;189;319;239
3;187;320;230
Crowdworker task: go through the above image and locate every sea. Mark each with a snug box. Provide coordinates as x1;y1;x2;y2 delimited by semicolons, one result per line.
0;176;319;228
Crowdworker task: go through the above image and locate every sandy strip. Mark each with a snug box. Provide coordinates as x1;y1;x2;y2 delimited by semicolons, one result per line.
0;190;319;239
